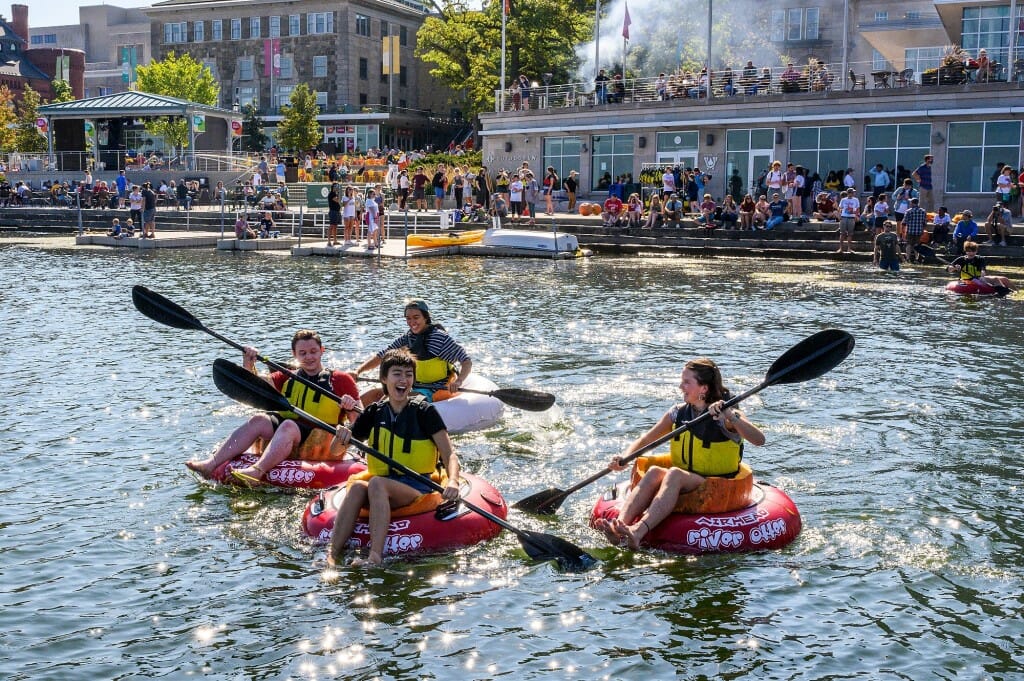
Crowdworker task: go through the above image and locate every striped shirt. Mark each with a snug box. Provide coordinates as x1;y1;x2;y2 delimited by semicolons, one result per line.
380;327;470;364
902;206;927;235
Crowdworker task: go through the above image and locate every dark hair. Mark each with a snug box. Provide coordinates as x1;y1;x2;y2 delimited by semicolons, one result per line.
291;329;322;351
684;357;730;403
379;348;416;385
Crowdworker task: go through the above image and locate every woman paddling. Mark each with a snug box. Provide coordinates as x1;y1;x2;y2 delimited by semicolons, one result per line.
186;329;360;485
595;358;765;549
328;349;461;567
350;299;472;405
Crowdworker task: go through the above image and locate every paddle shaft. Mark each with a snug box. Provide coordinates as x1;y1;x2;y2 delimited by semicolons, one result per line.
537;328;847;501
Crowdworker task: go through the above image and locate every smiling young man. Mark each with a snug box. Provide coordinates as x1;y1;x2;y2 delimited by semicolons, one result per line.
185;330;359;484
328;349;461;567
350;299;472;406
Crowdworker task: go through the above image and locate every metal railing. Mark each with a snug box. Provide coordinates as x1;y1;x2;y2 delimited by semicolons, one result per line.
494;58;1022;112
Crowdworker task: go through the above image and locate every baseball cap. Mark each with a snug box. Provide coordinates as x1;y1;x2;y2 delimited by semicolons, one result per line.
404;298;429;314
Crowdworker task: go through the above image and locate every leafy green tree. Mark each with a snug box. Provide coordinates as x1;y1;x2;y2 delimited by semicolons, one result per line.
51;79;75;103
275;84;322;152
15;85;47;153
135;51;219;156
0;85;15;150
415;0;592;122
241;103;268;152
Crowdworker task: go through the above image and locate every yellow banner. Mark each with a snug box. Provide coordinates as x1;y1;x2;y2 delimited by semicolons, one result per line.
382;35;400;75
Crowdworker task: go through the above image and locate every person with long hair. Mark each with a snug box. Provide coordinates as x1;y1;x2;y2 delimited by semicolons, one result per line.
594;358;765;549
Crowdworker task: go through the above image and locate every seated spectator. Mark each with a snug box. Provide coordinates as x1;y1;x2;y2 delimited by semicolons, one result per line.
740;60;758;95
610;73;626;103
929;206;952;249
739;193;757;229
108;218;124;239
780;63;803;92
718;195;739;227
124;218;136;237
655;73;667;101
860;196;876;229
235;215;257;240
984;203;1012;246
644;193;664;229
626;193;643;227
662;193;685;228
812;192;839;221
602;195;625;227
758;67;773;94
688;69;709;98
766;192;788;230
952;209;978;254
721;67;736;96
696;193;717;224
754;194;771;227
176;180;191;210
258;211;278;238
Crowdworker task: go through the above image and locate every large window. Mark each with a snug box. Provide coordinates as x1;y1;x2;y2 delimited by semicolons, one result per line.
789;126;849;177
269;16;280;38
250;17;261;39
212;20;222;41
543;136;581;184
313;56;328;78
946;121;1021;193
400;25;407;46
236;86;257;109
193;21;204;42
307;12;333;35
864;123;931;189
356;14;371;37
316;91;328;110
164;22;187;44
279;56;293;79
359;58;368;80
239;57;254;81
904;47;944;82
275;85;294;111
726;128;776;197
591;134;633;191
771;7;819;42
289;14;300;36
655;131;699;167
961;5;1012;66
230;18;241;40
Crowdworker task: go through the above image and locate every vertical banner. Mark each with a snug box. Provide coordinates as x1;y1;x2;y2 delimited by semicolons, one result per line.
263;39;281;77
36;117;48;136
382;35;400;75
192;113;206;133
55;55;71;82
231;120;243;137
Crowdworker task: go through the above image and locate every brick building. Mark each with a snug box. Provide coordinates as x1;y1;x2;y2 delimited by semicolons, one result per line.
144;0;459;152
0;4;84;102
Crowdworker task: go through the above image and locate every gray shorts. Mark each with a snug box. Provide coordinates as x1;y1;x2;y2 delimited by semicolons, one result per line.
142;208;156;223
839;217;856;235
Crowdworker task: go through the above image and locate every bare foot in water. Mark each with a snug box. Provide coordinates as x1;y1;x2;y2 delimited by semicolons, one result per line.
350;552;383;567
593;517;626;545
185;459;215;478
617;519;648;550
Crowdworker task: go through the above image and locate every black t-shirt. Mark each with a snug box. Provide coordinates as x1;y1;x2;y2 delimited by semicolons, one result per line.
142;188;157;210
564;177;577;193
351;398;447;444
432;172;446;189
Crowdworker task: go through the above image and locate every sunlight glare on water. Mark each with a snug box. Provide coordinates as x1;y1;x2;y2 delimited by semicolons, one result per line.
0;241;1021;679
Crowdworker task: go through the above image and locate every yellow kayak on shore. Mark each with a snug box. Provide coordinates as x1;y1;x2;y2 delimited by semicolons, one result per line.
407;230;485;247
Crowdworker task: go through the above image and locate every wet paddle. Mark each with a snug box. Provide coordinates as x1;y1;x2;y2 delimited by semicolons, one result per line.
211;358;596;572
355;376;555;412
513;328;856;515
132;284;355;401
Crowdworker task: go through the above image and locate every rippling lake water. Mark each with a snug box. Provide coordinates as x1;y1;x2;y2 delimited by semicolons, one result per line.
1;238;1021;680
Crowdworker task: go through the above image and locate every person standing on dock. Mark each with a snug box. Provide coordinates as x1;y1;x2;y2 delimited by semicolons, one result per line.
115;170;128;209
141;182;157;238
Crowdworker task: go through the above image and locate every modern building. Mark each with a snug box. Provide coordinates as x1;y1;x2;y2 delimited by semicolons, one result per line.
143;0;460;151
1;4;84;102
480;0;1024;216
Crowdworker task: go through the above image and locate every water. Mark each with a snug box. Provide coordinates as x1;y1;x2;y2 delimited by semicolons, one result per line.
1;240;1021;680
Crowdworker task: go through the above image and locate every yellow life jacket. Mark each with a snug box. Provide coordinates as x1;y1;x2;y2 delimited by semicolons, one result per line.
958;258;984;281
366;397;439;477
669;404;743;477
407;326;455;385
277;369;342;425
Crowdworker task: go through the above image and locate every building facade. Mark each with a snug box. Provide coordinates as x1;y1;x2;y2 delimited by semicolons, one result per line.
143;0;455;152
481;0;1024;216
2;4;85;102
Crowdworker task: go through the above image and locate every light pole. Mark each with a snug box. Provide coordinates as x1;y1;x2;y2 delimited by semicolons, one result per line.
542;72;552;109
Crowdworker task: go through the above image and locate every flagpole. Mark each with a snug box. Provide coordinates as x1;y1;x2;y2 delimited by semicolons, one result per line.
500;0;507;111
594;0;601;82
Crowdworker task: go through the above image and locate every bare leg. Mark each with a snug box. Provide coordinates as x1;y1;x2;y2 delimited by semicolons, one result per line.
616;467;669;526
233;419;301;480
327;479;369;566
617;468;704;549
360;476;421;566
186;413;275;478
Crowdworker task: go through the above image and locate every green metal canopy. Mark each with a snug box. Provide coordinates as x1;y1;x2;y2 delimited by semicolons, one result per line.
38;91;238;121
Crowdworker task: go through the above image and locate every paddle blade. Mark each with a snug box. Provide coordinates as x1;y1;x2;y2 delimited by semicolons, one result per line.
517;529;598;572
490;388;556;412
764;328;855;386
132;285;205;332
212;358;291;413
512;488;568;515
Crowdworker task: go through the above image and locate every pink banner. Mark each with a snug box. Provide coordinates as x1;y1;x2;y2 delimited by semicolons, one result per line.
263;39;280;77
